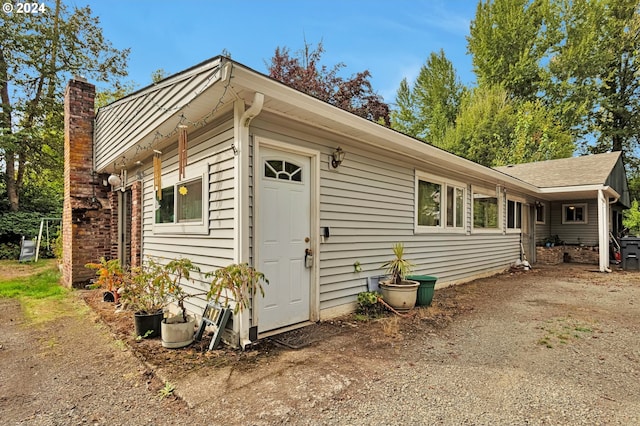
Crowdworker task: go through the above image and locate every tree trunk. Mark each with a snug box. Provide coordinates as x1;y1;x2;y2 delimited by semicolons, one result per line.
0;49;19;211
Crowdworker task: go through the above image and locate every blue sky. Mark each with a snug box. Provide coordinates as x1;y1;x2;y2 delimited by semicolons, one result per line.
77;0;479;105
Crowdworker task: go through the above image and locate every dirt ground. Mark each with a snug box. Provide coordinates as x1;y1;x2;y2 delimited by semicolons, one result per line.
1;263;639;425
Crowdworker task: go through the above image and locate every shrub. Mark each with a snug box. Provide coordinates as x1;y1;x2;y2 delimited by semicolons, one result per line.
356;291;385;318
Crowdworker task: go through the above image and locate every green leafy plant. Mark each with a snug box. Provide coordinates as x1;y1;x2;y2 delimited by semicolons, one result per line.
356;291;385;318
381;243;415;284
205;263;268;314
157;382;175;400
119;258;170;315
623;199;640;235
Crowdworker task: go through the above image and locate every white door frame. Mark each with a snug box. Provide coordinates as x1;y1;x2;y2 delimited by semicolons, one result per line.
253;136;321;333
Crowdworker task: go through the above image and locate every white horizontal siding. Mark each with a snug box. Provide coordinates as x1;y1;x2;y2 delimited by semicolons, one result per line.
549;200;599;245
138;119;236;313
251;117;523;315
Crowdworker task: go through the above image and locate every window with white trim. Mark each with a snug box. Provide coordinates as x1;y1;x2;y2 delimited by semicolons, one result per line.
473;188;500;230
153;166;208;235
507;199;522;230
155;177;203;224
562;203;587;224
416;172;465;231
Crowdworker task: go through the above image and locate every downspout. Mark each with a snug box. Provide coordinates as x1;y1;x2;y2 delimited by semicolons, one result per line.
240;92;264;127
235;92;264;350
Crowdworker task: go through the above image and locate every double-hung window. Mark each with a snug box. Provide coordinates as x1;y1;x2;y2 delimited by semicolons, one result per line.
415;172;465;232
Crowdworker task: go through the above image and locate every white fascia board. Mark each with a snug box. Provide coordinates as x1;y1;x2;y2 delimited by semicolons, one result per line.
538;185;619;198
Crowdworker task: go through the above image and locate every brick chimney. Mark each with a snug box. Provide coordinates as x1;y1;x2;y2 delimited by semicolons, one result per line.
62;78;113;288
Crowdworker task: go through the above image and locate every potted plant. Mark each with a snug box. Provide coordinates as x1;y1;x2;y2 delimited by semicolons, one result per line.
85;257;125;303
161;258;202;348
205;263;268;314
119;258;169;339
378;243;419;312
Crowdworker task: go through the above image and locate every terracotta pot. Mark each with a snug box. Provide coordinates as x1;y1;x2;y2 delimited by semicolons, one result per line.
378;279;419;312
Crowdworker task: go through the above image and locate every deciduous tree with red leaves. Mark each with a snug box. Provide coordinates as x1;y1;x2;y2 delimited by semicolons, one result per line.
267;41;390;125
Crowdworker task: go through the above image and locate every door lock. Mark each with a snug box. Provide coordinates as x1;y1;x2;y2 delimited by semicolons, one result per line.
305;248;313;268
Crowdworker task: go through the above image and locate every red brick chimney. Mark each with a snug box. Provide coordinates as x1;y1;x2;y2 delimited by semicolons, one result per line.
62;78;113;288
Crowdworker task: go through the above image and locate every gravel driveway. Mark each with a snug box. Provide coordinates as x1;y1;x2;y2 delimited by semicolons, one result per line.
2;264;639;425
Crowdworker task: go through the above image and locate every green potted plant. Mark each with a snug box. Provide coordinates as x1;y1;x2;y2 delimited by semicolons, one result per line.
161;258;202;348
378;243;419;312
85;257;125;303
205;263;268;314
119;258;169;339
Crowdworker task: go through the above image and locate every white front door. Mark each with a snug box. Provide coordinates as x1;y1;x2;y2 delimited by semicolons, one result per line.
257;148;311;332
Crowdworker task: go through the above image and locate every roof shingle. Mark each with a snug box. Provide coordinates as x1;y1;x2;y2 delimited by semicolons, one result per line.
494;152;621;188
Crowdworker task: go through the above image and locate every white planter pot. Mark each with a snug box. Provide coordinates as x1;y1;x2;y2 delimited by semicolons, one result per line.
161;315;196;349
379;279;419;312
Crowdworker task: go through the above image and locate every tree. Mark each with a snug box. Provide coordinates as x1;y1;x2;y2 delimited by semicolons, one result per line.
391;49;467;144
553;0;640;169
95;80;137;109
441;85;574;167
468;0;557;101
468;0;640;173
266;40;390;125
623;199;640;234
0;0;129;212
441;85;515;166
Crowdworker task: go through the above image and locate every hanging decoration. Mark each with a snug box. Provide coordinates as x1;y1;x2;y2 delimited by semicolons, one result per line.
153;150;162;200
178;125;188;180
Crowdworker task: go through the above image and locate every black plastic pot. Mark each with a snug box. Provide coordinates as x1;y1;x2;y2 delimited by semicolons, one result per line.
134;311;163;339
102;291;115;303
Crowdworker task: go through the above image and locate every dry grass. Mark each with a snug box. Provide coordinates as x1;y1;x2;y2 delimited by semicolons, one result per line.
380;316;401;338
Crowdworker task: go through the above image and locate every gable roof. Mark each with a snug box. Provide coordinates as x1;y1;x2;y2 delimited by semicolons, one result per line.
494;152;621;188
495;152;629;207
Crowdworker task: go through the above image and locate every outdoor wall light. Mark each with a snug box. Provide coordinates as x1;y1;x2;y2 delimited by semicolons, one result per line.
331;147;345;169
107;173;121;187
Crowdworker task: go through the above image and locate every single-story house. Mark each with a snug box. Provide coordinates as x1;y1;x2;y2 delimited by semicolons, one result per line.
62;56;629;348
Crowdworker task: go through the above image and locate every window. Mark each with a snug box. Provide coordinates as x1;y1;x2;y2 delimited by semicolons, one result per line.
155;186;175;224
562;203;587;224
473;190;500;230
415;172;465;232
507;200;522;230
417;180;441;227
535;203;545;224
446;186;464;229
176;179;203;222
264;160;302;182
153;166;208;235
155;177;203;224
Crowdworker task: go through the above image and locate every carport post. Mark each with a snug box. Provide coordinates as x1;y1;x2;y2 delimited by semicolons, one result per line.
598;189;609;272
